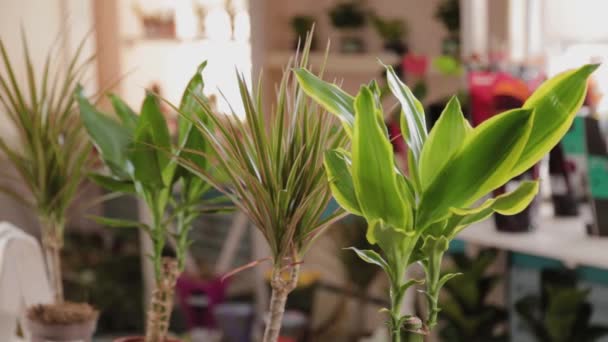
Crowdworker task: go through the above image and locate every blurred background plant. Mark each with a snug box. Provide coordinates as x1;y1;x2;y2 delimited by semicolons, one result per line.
370;14;408;54
290;15;316;51
328;0;367;53
439;249;508;342
0;32;94;303
516;270;608;342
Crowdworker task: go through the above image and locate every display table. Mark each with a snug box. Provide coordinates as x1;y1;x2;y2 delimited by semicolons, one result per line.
457;204;608;269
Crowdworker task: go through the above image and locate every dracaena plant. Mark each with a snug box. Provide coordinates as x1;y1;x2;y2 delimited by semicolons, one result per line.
76;62;219;342
0;32;93;303
295;63;597;341
174;42;347;342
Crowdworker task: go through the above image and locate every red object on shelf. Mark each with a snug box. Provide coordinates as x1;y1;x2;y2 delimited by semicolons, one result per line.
278;337;296;342
402;53;428;78
175;275;228;329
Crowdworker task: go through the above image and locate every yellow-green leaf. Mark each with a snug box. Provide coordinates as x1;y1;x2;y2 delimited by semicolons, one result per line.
511;64;598;176
418;108;535;227
445;180;539;237
324;149;361;215
419;96;471;190
352;86;411;229
294;68;354;136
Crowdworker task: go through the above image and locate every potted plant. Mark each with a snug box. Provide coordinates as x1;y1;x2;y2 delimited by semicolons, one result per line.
291;15;316;51
0;33;99;340
295;62;597;341
77;62;222;341
435;0;460;58
439;249;508;342
516;280;608;341
173;38;347;342
329;1;367;53
371;15;408;54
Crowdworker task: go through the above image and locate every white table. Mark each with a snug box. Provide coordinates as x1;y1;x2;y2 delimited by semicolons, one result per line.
457;204;608;269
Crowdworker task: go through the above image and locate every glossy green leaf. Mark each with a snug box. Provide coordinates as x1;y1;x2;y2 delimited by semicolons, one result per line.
129;94;171;187
511;64;598;176
418;108;535;227
386;64;427;161
77;86;131;177
352;86;410;229
324;149;361;215
294;68;354;135
109;94;138;131
89;173;135;193
419;96;471;190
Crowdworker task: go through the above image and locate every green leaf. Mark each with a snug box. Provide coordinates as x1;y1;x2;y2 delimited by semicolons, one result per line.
109;94;138;131
511;64;599;176
346;247;390;272
352;86;411;229
394;278;425;308
88;215;149;231
89;173;135;193
130;93;172;187
420;235;450;255
324;149;361;215
386;64;427;162
438;272;462;289
178;61;210;173
445;180;539;236
418;108;535;227
77;86;131;177
451;180;539;216
294;68;354;136
419;96;470;190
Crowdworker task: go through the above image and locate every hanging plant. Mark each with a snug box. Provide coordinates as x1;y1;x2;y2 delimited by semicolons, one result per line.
295;62;597;341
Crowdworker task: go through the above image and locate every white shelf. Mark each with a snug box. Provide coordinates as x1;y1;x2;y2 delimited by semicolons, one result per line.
457;204;608;269
265;51;400;74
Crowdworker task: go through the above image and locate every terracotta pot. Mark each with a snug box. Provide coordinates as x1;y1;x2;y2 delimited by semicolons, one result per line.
114;337;181;342
25;316;97;342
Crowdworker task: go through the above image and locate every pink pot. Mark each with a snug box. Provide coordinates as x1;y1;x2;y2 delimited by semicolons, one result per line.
114;336;181;342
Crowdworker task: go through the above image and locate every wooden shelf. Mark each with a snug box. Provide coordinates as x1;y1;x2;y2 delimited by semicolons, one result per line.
457;204;608;269
265;51;400;74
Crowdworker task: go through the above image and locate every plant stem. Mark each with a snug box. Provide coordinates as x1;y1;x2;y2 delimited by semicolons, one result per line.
425;250;443;330
402;332;424;342
145;257;179;342
262;263;301;342
389;283;403;342
41;218;64;303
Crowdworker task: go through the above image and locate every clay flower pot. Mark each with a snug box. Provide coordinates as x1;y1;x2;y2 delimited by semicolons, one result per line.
25;302;98;342
25;316;97;342
114;337;181;342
